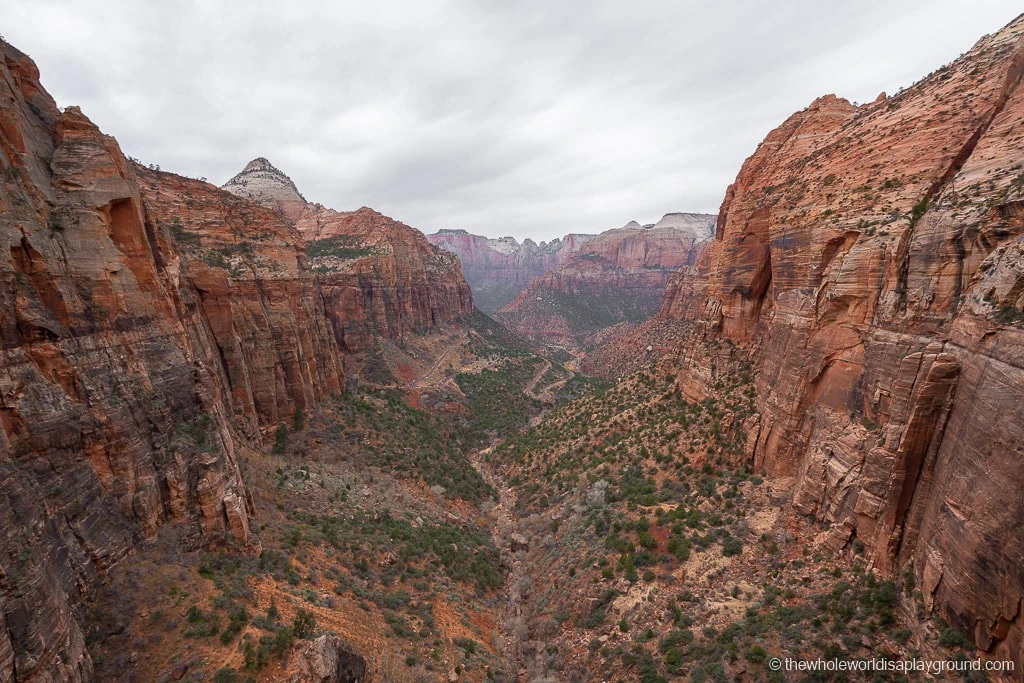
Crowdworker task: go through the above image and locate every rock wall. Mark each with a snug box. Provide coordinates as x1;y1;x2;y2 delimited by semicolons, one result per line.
298;206;475;352
135;166;344;432
669;16;1024;668
497;215;713;345
426;229;594;312
657;243;714;321
222;160;477;352
0;40;343;680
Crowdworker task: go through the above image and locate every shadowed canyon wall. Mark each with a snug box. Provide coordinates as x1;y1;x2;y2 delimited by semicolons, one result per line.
0;40;344;680
665;17;1024;667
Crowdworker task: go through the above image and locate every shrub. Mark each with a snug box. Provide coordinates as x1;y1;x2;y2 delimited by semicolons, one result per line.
213;668;237;683
909;195;930;227
292;609;316;640
745;646;767;663
658;629;694;653
667;536;691;560
454;637;478;655
722;537;743;557
183;606;220;637
273;425;288;454
939;626;971;648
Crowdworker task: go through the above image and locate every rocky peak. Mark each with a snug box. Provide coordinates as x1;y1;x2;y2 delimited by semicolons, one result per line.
425;229;596;312
495;213;714;345
651;212;717;239
241;156;279;173
222;156;307;222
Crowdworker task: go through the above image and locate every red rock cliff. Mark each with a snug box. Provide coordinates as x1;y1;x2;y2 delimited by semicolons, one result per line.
0;40;342;680
298;205;475;351
497;214;714;345
671;16;1024;668
135;166;345;432
426;229;594;312
222;160;476;352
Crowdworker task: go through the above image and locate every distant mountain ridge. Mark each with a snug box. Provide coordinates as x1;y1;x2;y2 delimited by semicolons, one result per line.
427;213;715;315
426;229;596;312
493;214;715;346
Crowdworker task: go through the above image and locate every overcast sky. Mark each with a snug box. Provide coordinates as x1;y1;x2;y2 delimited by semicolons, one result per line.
4;1;1022;241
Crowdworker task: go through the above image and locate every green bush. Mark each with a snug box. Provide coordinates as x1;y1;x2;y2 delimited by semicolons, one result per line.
183;605;221;637
292;609;317;640
213;668;237;683
722;537;743;557
745;645;767;663
939;626;971;648
273;424;288;454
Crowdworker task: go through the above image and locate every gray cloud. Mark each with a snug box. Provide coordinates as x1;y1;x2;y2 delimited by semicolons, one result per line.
5;0;1021;241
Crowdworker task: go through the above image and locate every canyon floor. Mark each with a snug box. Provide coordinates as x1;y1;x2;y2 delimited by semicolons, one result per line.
81;325;983;683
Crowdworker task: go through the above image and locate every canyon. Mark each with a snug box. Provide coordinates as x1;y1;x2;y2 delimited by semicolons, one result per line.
0;10;1022;683
494;213;715;347
426;229;595;313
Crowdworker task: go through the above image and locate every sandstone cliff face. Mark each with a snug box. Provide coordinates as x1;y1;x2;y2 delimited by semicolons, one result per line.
298;206;475;351
669;16;1024;668
0;41;343;681
426;229;595;312
497;215;714;345
285;634;366;683
135;166;344;433
222;159;476;352
658;243;714;321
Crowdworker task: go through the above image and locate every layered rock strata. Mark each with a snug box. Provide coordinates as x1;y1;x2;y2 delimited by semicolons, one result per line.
426;229;595;312
222;161;476;351
296;206;475;352
497;214;714;345
0;40;343;680
667;16;1024;667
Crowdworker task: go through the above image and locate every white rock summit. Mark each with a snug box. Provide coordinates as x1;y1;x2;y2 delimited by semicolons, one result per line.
222;157;308;222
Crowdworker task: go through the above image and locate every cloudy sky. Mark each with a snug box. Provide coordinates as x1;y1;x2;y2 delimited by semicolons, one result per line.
4;1;1022;241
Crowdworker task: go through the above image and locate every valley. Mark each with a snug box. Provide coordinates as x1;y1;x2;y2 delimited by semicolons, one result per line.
1;10;1024;683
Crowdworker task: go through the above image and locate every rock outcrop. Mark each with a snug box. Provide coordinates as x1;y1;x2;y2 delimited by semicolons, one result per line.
668;15;1024;669
135;166;345;432
426;229;595;312
496;214;714;345
286;635;366;683
296;206;475;352
221;157;308;223
222;160;476;352
0;40;344;680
